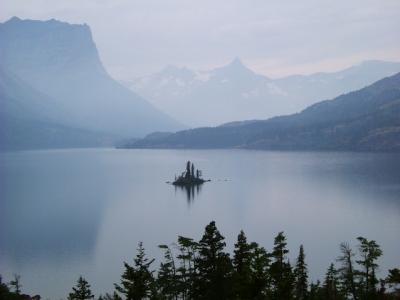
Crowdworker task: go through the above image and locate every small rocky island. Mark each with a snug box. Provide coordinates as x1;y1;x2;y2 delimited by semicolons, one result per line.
173;161;208;186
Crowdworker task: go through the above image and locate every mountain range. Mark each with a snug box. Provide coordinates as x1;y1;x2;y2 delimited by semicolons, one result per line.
0;17;182;150
126;58;400;127
124;72;400;152
2;17;399;151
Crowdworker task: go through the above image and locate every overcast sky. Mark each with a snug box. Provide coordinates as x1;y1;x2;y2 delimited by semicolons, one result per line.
1;0;400;80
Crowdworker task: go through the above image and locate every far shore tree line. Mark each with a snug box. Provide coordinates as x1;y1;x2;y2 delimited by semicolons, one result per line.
1;221;400;300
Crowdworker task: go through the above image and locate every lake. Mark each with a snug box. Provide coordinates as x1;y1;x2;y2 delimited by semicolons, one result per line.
1;148;400;299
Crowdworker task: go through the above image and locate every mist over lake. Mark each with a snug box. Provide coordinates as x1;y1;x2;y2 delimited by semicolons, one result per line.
1;2;400;298
1;148;399;299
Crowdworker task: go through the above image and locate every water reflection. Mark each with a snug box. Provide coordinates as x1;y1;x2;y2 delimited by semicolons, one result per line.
0;150;109;264
174;184;202;204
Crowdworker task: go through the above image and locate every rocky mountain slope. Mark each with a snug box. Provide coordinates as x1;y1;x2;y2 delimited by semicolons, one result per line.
0;17;182;149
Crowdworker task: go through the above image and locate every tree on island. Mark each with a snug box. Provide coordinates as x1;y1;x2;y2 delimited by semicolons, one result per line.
191;164;195;179
173;161;205;186
186;161;191;178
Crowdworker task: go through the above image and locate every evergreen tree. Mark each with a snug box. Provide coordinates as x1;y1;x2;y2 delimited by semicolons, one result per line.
337;242;358;300
9;274;22;295
193;221;233;300
115;242;156;300
377;279;387;299
68;276;94;300
186;161;191;178
0;275;11;298
158;244;178;300
323;263;344;300
176;236;198;300
232;230;253;299
100;292;122;300
356;237;382;298
294;245;309;300
386;268;400;297
99;292;122;300
191;164;195;179
269;231;294;300
309;281;324;300
249;242;271;300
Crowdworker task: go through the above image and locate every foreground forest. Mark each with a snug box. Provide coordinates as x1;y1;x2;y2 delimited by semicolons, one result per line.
1;221;399;300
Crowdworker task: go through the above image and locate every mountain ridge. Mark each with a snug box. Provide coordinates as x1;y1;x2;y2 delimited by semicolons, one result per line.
124;72;400;152
126;58;400;127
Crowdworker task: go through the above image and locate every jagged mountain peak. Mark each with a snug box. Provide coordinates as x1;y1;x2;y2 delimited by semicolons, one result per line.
210;57;267;82
229;57;245;67
219;57;251;72
4;16;21;23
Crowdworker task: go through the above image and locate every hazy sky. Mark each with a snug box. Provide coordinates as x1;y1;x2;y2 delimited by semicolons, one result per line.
1;0;400;80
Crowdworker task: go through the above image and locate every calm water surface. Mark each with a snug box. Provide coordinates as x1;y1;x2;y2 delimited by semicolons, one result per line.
1;149;400;299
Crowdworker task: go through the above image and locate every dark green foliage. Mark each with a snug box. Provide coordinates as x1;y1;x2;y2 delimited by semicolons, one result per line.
323;263;344;300
115;242;156;300
386;268;400;298
0;275;28;300
157;244;178;300
186;161;191;178
294;245;309;300
386;268;400;286
193;221;233;299
232;230;253;299
309;281;324;300
68;276;94;300
0;276;8;295
175;236;198;299
249;242;271;300
191;164;195;179
0;275;12;299
356;237;383;299
173;162;205;186
337;243;358;300
9;274;22;295
0;274;42;300
98;292;122;300
4;222;399;300
269;231;294;300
